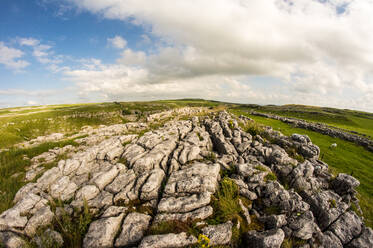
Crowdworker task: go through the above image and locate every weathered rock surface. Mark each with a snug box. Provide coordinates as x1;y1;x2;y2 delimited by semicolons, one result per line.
0;109;371;248
0;231;26;248
245;228;285;248
115;212;151;247
202;221;233;246
139;232;197;248
154;206;213;223
83;213;124;248
347;227;373;248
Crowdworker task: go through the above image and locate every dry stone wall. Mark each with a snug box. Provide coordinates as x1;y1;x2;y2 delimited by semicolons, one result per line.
251;111;373;152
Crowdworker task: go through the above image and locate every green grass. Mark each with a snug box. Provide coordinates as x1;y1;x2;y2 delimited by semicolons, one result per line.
231;109;373;228
207;177;260;247
0;103;125;148
50;199;92;248
264;172;277;182
235;104;373;138
0;100;233;149
0;139;79;213
208;177;242;224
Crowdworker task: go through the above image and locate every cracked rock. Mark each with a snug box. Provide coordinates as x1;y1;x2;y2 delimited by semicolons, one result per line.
138;232;197;248
328;211;362;245
24;206;54;236
158;192;212;213
245;228;285;248
115;212;152;247
154;206;213;223
346;227;373;248
202;221;233;246
83;213;124;248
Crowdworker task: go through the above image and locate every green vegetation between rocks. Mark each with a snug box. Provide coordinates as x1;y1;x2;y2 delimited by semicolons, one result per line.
230;108;373;228
207;178;263;247
0;139;79;213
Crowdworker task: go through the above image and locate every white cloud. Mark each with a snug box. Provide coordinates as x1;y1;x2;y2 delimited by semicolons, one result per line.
0;42;29;70
117;49;146;66
62;0;373;111
107;35;127;49
32;45;52;58
18;38;40;47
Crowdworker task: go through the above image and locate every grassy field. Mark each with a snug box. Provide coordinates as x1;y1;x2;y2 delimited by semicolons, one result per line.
0;99;227;149
242;104;373;138
230;108;373;227
0;99;228;213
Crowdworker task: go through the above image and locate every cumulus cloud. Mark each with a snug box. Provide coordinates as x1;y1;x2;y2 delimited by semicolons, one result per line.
0;42;29;70
107;35;127;49
61;0;373;111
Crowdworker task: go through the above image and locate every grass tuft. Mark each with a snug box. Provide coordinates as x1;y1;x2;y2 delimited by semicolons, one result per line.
264;172;277;182
208;178;241;224
51;198;92;248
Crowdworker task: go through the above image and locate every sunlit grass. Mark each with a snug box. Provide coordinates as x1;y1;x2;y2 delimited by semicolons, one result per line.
0;139;79;213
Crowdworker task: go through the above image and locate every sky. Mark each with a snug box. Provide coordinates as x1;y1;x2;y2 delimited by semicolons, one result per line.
1;0;373;112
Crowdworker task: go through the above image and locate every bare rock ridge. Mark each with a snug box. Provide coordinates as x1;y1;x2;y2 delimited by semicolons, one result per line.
251;111;373;152
0;108;372;247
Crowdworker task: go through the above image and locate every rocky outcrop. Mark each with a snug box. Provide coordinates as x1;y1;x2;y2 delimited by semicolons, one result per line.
0;109;372;248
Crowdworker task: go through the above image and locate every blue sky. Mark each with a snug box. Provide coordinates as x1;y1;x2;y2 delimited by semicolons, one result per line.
0;0;373;112
0;0;149;101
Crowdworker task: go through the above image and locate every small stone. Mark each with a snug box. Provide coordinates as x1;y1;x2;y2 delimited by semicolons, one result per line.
138;232;198;248
331;173;360;195
245;229;285;248
202;221;233;246
34;229;64;248
154;206;213;223
115;212;152;247
346;227;373;248
75;185;100;201
320;231;343;248
158;192;211;213
24;206;54;236
140;169;165;201
50;176;78;201
329;211;362;244
260;214;287;229
93;165;120;190
101;206;128;218
83;213;124;248
0;231;26;248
